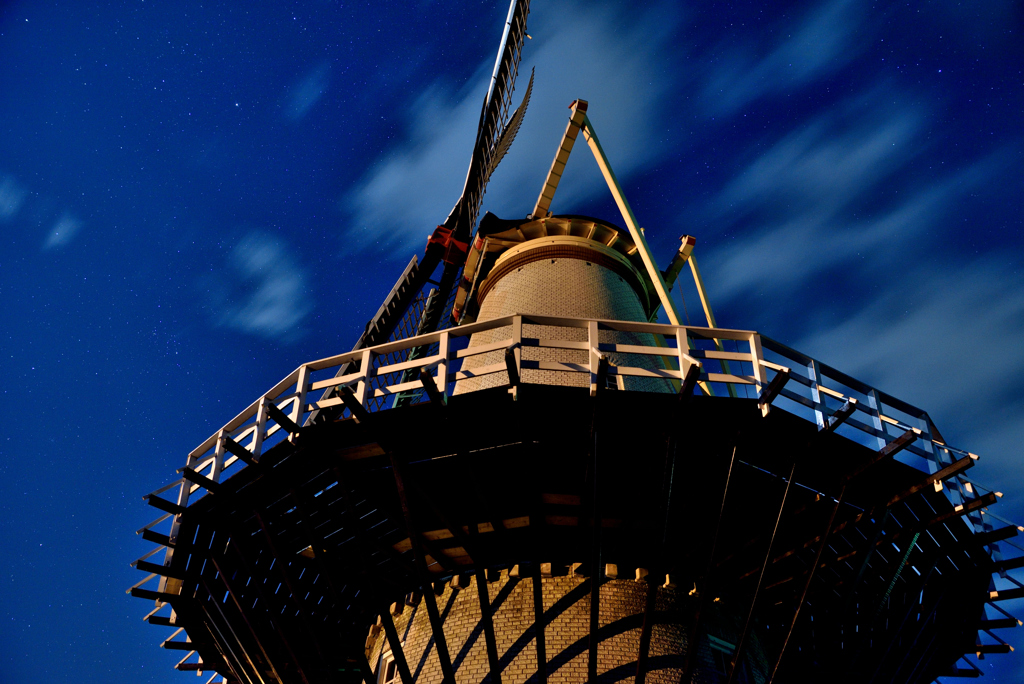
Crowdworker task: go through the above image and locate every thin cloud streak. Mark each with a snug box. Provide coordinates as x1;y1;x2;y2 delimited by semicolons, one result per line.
703;87;1009;303
43;211;83;249
714;105;922;220
0;173;28;220
205;231;313;341
702;0;863;116
285;61;330;122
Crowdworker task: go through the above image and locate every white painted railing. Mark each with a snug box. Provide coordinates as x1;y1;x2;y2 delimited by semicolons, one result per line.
166;313;975;509
130;313;1013;647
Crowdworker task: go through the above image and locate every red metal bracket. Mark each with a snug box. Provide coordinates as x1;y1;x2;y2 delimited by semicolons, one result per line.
426;226;470;266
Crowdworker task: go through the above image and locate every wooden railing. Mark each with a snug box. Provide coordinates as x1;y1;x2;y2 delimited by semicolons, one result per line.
133;313;990;600
169;314;976;499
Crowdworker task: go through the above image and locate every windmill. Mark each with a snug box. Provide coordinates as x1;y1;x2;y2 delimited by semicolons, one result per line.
131;1;1022;683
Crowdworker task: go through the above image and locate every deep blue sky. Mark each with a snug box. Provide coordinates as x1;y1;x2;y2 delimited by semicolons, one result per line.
1;1;1022;682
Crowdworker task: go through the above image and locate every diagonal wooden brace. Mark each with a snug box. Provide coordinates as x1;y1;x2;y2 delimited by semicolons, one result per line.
758;368;790;413
219;435;258;466
337;385;370;423
180;466;221;494
532;100;588;219
418;367;446;406
680;361;702;397
265;401;302;435
821;398;857;433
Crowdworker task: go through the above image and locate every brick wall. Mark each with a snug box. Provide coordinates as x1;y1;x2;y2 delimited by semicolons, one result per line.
365;570;768;683
455;256;671;394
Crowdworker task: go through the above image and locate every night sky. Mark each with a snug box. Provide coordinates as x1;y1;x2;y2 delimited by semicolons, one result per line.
2;1;1023;682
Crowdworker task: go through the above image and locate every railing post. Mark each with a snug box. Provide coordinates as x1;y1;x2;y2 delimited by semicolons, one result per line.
916;411;938;472
211;429;227;483
588;320;600;397
512;315;523;392
866;389;888;450
808;359;825;429
355;348;374;407
676;327;691;384
291;365;310;432
750;334;770;416
252;396;269;458
436;331;450;399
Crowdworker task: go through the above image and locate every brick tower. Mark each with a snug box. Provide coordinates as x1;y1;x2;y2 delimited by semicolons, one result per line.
131;2;1022;682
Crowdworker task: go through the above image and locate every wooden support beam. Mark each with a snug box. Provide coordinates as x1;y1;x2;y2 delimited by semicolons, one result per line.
180;467;221;494
144;494;185;515
921;492;997;530
587;356;607;684
285;479;413;684
505;346;520;388
725;461;796;684
251;510;334;678
406;478;479;567
147;615;178;627
387;453;458;684
757;368;790;413
595;354;609;394
475;569;503;684
379;609;415;684
222;528;317;684
418;367;446;406
285;488;353;603
883;455;974;508
821;398;857;434
210;556;288;684
354;653;376;684
326;467;409;588
847;428;918;480
579;112;681;325
941;669;982;678
680;446;738;684
974;643;1012;654
766;482;846;684
220;435;258;466
162;639;196;651
140;530;174;548
532;563;548;684
978;617;1018;630
130;587;181;603
976;526;1019;549
787;487;990;598
197;576;262;684
635;399;682;684
135;559;186;580
222;541;312;684
336;385;370;423
264;401;301;434
989;587;1024;602
866;569;942;684
679;361;701;397
532;100;588;219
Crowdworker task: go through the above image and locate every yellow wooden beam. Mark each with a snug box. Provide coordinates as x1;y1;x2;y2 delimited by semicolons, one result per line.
579;113;682;326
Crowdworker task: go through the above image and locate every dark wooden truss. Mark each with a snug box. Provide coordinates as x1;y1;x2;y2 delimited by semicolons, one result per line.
133;382;1009;684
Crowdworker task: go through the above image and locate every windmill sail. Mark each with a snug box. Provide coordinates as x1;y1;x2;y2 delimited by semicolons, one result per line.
449;0;532;241
487;68;533;179
308;0;531;420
